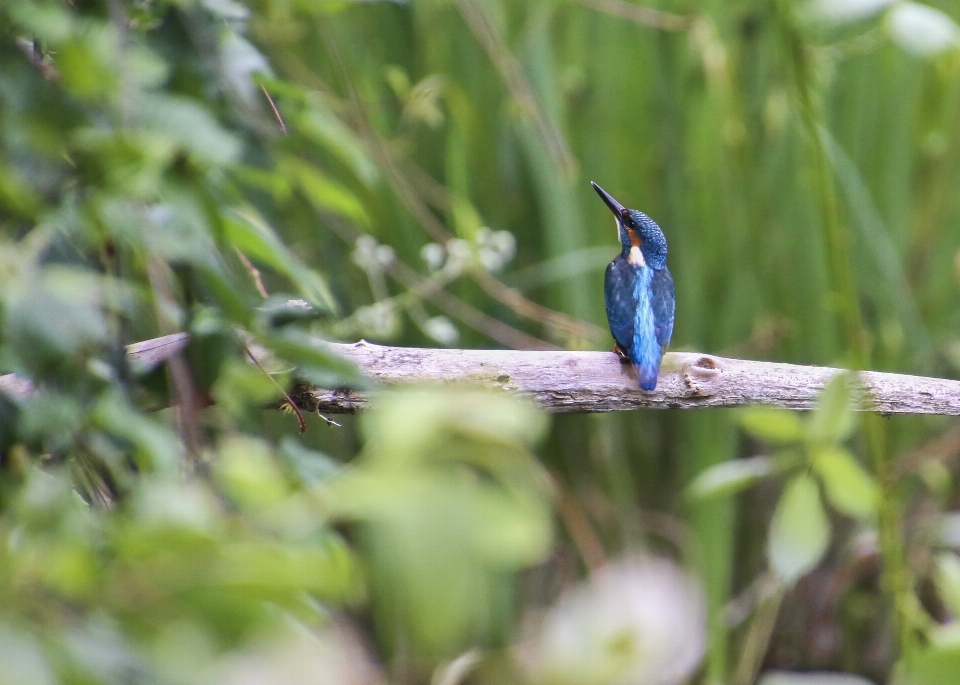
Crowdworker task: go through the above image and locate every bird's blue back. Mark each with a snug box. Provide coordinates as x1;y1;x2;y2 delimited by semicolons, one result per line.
605;259;674;391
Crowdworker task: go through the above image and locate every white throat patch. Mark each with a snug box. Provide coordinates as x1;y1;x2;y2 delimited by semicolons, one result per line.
628;245;645;267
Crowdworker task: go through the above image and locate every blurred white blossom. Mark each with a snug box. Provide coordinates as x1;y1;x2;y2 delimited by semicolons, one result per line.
477;228;517;272
444;238;472;276
423;316;459;346
808;0;895;24
888;2;960;57
522;557;706;685
205;621;381;685
421;242;446;272
352;235;379;271
353;236;395;271
374;244;395;268
356;301;399;339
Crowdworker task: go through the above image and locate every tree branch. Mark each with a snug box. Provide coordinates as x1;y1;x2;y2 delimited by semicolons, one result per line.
4;334;960;416
308;341;960;415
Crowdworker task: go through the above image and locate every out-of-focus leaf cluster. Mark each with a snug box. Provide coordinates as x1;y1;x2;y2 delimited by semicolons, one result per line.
690;374;876;584
0;1;565;683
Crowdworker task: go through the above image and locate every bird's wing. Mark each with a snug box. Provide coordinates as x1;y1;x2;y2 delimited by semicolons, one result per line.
652;266;675;349
604;260;635;351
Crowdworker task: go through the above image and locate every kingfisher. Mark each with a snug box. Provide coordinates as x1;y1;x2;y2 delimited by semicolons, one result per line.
592;181;675;391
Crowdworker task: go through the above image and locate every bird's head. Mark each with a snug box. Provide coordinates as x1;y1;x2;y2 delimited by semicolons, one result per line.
591;181;667;270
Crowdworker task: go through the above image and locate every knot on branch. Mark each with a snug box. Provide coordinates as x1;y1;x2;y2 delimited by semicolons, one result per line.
678;355;723;397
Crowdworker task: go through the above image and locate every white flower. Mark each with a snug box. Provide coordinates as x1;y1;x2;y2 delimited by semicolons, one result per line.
523;557;706;685
808;0;895;24
444;238;473;276
477;228;517;272
356;302;399;339
374;244;395;268
423;316;459;346
888;2;960;57
206;620;382;685
351;235;379;270
420;243;446;272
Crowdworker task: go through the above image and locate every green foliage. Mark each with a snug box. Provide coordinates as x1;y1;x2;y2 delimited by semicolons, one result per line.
2;0;960;683
326;388;552;661
768;473;831;584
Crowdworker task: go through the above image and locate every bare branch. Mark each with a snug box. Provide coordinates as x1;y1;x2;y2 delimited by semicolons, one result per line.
306;342;960;415
5;335;960;417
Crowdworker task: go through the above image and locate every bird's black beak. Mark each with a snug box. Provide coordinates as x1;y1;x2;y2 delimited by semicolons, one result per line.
591;182;627;219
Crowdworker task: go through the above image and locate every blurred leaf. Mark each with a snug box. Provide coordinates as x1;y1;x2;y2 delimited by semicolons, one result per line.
327;387;552;660
808;374;856;445
220;31;271;104
18;391;85;453
279;437;342;486
935;553;960;619
256;329;363;388
740;407;805;445
282;156;371;228
57;27;119;100
92;393;181;474
895;643;960;685
360;388;548;461
223;207;337;313
255;297;323;329
812;446;879;521
139;94;242;166
8;2;75;42
3;267;110;377
758;670;875;685
769;474;831;584
687;455;779;501
214;437;289;508
888;3;960;57
298;93;379;185
211;357;279;421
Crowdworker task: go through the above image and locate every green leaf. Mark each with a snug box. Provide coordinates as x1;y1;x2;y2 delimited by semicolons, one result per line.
758;670;874;685
935;553;960;619
808;373;856;445
740;407;805;445
896;643;960;685
282;157;371;228
298;93;379;185
768;474;831;584
223;207;337;314
812;446;879;521
687;456;778;501
279;438;342;486
256;330;364;389
139;94;242;166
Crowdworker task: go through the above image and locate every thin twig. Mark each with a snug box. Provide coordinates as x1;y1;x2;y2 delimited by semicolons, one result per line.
235;248;270;298
574;0;694;31
261;84;288;134
245;345;307;434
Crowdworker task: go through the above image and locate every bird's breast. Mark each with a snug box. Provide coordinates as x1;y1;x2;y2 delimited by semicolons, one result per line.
628;245;645;267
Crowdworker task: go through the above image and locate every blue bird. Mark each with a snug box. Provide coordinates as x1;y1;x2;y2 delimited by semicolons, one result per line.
591;182;675;391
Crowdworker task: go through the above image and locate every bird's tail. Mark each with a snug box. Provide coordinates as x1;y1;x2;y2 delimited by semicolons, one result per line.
638;362;661;391
629;345;663;391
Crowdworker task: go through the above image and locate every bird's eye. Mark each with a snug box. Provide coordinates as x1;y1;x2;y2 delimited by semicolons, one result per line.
619;208;631;223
